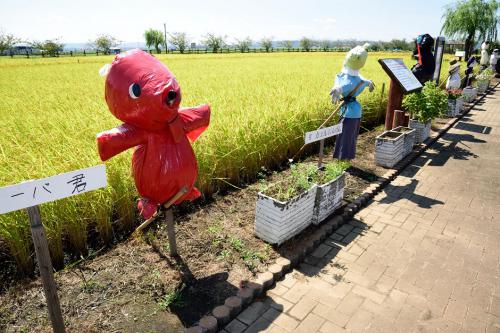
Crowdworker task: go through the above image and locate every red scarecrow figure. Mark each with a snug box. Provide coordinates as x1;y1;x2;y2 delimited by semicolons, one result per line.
97;49;210;219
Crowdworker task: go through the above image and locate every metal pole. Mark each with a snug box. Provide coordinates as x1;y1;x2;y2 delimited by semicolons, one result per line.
27;206;66;333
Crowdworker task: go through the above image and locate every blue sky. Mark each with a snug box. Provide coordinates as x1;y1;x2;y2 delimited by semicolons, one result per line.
0;0;454;43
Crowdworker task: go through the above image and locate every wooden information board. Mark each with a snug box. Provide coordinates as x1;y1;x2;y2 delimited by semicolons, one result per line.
433;36;446;84
378;58;422;93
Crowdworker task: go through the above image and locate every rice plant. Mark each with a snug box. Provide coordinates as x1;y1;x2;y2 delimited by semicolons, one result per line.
0;52;451;275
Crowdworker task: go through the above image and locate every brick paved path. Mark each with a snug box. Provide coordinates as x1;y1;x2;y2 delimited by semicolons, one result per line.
223;88;500;333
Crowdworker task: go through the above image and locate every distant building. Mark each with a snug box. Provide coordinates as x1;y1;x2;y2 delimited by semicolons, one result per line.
110;47;121;54
445;40;465;54
11;42;33;55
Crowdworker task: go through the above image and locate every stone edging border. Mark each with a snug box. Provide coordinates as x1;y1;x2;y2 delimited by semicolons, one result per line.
186;83;498;333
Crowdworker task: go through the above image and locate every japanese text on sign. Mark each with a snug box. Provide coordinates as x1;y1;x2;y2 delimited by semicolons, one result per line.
379;58;423;93
304;123;343;144
0;165;107;214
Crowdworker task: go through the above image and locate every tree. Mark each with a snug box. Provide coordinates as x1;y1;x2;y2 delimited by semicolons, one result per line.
144;28;165;54
204;33;226;53
261;37;273;52
280;40;293;51
168;32;189;53
300;37;313;51
388;38;412;51
319;40;332;52
32;39;64;57
236;37;252;52
441;0;499;59
91;35;119;55
0;31;17;54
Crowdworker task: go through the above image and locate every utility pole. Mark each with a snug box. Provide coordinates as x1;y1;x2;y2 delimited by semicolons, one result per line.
164;23;168;54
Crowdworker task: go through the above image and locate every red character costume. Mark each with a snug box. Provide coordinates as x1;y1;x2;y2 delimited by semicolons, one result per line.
97;49;210;219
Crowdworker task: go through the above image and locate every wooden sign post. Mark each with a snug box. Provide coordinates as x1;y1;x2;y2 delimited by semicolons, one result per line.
0;165;108;333
378;58;423;130
304;123;343;169
433;37;446;84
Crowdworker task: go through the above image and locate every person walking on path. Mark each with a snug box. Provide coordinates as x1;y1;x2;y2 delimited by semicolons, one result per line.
330;43;374;161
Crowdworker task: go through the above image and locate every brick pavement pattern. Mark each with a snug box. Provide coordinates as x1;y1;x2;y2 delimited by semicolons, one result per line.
223;89;500;333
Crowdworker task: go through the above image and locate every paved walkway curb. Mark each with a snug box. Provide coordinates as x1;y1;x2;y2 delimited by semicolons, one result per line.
186;83;499;333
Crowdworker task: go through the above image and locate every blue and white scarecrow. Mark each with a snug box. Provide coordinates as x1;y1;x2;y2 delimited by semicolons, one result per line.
330;43;374;161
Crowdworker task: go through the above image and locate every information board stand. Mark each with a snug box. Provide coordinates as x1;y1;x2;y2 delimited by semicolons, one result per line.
433;37;446;84
378;59;423;129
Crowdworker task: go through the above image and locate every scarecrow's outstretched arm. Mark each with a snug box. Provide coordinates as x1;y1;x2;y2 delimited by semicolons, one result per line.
97;124;146;161
178;104;211;143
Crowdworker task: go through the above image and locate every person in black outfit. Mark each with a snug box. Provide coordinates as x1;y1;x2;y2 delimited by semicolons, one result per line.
411;34;436;84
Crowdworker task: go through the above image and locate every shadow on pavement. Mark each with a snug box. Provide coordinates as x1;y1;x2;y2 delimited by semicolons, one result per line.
454;121;492;134
379;179;444;209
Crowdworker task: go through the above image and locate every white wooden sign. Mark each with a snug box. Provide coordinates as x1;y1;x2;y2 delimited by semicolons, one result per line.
0;165;107;214
455;51;465;57
304;123;343;144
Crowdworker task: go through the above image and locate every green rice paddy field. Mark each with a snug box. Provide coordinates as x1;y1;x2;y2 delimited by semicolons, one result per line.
0;51;450;274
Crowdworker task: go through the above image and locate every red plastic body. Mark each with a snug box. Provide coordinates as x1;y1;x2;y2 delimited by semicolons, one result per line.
97;49;210;218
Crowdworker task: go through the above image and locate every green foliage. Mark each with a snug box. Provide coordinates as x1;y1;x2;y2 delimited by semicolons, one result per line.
168;32;188;54
441;0;498;58
262;161;349;200
32;39;64;57
236;37;252;53
158;288;185;310
477;68;495;80
315;161;350;185
261;38;273;52
262;164;316;201
203;33;226;53
144;29;165;54
91;35;119;55
300;37;313;51
280;40;293;50
319;40;332;52
403;82;448;122
0;31;18;54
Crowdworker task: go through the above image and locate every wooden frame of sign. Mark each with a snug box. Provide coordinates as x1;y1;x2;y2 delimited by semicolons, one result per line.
433;36;446;84
378;58;423;129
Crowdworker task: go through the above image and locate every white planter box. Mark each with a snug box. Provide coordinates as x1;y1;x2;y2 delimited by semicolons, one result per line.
477;80;489;94
390;126;416;157
255;185;317;245
375;131;404;168
409;119;431;143
456;97;464;114
463;87;477;103
447;99;461;117
447;99;456;117
312;173;346;225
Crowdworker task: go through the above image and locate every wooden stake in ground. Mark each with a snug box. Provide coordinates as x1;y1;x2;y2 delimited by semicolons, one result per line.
0;165;108;333
27;206;66;333
134;186;188;256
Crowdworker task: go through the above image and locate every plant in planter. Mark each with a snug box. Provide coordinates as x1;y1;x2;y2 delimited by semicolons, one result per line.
447;89;463;117
311;161;349;225
255;164;318;244
476;68;494;94
403;81;448;143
